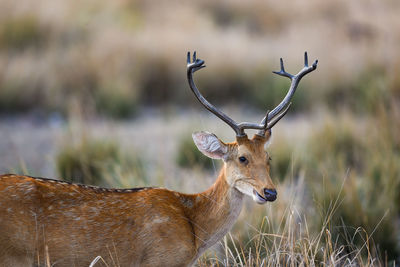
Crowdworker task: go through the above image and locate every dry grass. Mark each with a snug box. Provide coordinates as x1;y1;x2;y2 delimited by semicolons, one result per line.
198;175;385;266
0;0;399;265
1;106;398;265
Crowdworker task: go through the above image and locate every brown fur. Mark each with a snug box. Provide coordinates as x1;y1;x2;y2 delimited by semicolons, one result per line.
0;134;275;266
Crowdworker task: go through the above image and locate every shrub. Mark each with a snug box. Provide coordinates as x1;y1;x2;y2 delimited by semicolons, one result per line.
0;81;37;113
56;140;146;187
0;15;46;50
176;135;216;170
95;85;138;119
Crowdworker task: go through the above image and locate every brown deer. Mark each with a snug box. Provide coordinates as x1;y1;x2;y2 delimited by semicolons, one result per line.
0;52;317;266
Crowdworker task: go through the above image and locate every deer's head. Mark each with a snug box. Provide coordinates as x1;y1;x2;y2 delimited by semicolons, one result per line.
187;51;317;204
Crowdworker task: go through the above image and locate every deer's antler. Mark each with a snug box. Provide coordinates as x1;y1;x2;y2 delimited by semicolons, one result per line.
187;51;318;138
256;52;318;136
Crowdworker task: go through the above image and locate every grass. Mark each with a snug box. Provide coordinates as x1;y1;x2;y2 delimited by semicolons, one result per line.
46;103;399;266
198;190;384;266
195;103;399;265
176;134;216;170
0;15;45;50
56;138;147;187
1;0;399;264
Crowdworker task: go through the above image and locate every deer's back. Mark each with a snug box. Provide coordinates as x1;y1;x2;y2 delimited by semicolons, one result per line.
0;174;197;266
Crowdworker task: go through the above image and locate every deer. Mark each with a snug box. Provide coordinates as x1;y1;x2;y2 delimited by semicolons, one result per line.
0;52;317;267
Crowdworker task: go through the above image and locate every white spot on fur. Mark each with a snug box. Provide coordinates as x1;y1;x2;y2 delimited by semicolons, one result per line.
153;216;169;224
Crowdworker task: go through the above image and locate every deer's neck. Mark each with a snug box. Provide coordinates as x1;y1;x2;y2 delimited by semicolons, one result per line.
187;167;244;254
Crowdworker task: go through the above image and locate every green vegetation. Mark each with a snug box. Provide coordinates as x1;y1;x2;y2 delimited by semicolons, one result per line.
199;199;381;266
56;139;147;187
95;85;138;119
176;135;216;170
0;15;45;50
217;105;400;265
325;66;392;115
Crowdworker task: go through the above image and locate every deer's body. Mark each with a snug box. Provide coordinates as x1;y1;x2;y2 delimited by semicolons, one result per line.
0;171;243;266
0;52;317;266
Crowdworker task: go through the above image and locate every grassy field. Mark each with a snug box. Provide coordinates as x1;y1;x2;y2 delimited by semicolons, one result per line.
0;0;399;265
1;107;398;265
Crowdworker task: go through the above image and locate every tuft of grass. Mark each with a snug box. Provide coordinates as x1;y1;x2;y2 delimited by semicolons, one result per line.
0;15;46;50
176;135;216;171
198;177;384;266
95;84;138;119
56;139;146;187
57;140;119;186
0;81;38;114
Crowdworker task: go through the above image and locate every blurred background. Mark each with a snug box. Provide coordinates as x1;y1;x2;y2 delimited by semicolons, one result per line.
0;0;399;265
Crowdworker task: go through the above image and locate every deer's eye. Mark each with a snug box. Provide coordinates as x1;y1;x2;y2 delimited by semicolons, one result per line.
239;156;248;164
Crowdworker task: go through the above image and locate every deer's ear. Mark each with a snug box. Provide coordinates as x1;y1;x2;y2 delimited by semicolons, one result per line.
192;131;228;160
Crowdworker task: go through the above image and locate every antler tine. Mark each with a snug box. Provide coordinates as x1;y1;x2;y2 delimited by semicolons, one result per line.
272;58;294;79
304;51;308;67
187;52;245;136
259;52;318;128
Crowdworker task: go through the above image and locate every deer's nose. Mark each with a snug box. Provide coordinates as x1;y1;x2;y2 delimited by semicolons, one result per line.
263;188;277;202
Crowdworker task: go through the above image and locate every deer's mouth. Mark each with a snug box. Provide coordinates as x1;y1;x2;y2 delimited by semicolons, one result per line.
252;189;277;204
252;189;268;204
